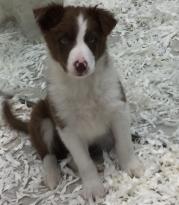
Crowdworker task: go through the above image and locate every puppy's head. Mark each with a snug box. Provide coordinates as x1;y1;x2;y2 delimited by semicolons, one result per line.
34;4;117;78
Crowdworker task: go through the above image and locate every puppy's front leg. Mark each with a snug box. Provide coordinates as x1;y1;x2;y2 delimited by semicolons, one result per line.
57;127;105;200
111;102;144;177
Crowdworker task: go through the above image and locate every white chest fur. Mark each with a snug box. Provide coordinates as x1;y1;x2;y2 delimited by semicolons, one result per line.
48;55;123;143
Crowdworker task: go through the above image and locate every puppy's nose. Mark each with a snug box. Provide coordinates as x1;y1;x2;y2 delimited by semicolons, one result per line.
74;60;88;75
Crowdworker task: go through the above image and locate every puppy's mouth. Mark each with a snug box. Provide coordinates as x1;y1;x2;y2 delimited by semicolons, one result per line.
70;69;90;78
75;69;89;77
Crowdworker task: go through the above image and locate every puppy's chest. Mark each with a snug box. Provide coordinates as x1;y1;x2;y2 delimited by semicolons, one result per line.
52;86;111;139
66;95;108;131
68;96;106;123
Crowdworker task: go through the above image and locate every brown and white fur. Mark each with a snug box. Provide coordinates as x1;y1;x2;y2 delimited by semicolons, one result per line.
3;4;144;200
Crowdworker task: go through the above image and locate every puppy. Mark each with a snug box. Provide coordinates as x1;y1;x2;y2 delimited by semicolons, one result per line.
3;4;144;200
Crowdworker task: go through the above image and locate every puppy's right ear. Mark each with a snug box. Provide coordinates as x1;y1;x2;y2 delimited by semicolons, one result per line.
33;3;64;33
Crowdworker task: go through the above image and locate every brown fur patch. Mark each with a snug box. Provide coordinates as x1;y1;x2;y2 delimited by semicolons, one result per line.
33;3;64;32
3;99;68;160
87;6;117;36
28;100;50;159
29;99;67;159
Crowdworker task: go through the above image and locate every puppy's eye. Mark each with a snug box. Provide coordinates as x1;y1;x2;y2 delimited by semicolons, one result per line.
58;35;70;45
86;33;98;45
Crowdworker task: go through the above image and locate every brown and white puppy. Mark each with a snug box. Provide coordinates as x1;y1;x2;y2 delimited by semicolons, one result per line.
3;4;144;201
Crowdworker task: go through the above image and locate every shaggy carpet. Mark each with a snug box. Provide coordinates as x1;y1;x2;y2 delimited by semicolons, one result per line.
0;0;179;204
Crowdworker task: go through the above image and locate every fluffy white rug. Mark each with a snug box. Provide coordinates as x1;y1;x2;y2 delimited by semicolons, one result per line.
0;0;179;204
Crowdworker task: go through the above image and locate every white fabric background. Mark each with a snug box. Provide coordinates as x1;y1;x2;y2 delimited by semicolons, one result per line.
0;0;179;204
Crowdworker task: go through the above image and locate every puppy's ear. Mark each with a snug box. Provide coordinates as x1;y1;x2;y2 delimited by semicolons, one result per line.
90;7;117;36
33;3;64;32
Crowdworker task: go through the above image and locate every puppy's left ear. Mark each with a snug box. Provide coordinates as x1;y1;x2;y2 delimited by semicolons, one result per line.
91;7;117;36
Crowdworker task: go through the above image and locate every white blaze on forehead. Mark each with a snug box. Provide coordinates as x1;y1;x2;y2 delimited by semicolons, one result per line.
77;14;87;44
67;13;95;77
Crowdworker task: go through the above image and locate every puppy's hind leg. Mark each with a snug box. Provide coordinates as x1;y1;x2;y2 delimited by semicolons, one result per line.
43;153;60;190
41;119;61;190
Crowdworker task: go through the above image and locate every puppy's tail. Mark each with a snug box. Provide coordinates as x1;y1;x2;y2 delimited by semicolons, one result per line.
1;91;29;134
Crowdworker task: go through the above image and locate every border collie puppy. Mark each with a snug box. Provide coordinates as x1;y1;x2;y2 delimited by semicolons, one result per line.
3;4;144;200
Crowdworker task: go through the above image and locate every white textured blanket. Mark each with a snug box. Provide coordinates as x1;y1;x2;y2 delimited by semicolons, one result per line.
0;0;179;204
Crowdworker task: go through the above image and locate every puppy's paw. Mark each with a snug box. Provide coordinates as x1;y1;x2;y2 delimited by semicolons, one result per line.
121;156;144;178
45;168;61;190
43;154;61;190
82;178;106;201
